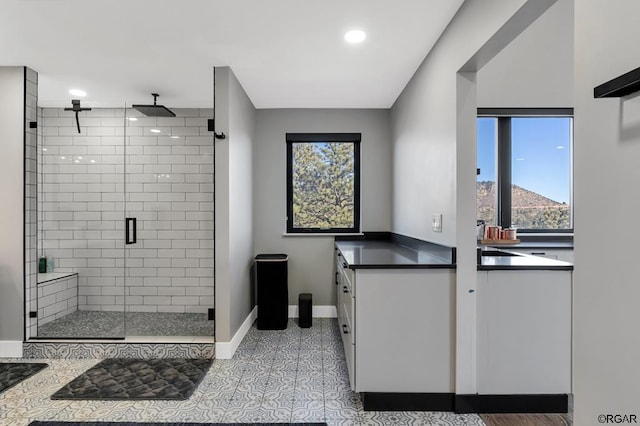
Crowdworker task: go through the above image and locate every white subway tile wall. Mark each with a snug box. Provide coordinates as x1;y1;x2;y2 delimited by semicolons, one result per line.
37;274;78;326
38;107;214;314
25;67;38;339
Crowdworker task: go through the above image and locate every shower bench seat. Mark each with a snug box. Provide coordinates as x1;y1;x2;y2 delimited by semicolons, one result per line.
36;272;78;327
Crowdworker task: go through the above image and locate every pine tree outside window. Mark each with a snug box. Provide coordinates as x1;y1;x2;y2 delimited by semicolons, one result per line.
286;133;361;234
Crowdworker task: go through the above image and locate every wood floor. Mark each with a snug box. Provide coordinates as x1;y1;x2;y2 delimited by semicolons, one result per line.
480;414;572;426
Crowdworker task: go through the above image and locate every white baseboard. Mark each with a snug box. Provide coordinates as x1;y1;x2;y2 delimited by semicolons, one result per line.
0;341;23;358
288;305;337;318
215;306;257;359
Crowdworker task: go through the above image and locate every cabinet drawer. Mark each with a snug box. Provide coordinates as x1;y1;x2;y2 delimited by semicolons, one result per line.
345;338;355;391
341;303;355;390
340;271;353;295
336;249;354;290
342;293;354;342
340;303;353;348
343;267;353;288
336;255;345;277
336;275;346;337
341;269;354;297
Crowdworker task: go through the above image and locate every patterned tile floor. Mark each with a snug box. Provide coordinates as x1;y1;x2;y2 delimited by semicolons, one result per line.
0;318;485;425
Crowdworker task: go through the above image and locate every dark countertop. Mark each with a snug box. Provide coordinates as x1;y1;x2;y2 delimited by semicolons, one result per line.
477;248;573;271
333;233;572;271
335;240;455;270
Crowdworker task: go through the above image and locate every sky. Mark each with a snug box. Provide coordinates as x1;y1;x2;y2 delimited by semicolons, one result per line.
477;117;572;204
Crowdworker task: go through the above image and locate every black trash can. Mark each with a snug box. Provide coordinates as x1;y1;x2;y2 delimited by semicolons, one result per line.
255;254;288;330
298;293;312;328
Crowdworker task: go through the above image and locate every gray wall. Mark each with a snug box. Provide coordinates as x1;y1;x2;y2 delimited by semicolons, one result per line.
390;0;528;247
215;67;256;342
253;109;392;306
228;69;256;339
573;0;640;422
477;0;573;108
0;67;26;348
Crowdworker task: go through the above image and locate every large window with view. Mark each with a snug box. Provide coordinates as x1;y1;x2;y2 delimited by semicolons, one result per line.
477;109;573;232
286;133;361;234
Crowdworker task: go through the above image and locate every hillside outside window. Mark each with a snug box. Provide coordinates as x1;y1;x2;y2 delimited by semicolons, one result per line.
477;109;573;232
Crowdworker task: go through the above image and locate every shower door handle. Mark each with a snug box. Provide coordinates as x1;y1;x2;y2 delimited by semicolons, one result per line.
125;218;137;245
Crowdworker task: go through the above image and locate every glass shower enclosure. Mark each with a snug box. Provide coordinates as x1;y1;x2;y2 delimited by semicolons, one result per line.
34;103;215;339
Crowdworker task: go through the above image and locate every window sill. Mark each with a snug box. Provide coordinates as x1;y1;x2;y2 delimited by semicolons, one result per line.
282;232;364;237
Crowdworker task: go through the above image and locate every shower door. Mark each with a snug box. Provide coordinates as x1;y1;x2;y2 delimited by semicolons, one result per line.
122;107;215;338
35;106;127;339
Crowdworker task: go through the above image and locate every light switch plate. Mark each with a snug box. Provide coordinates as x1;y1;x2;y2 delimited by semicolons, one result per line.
432;214;442;232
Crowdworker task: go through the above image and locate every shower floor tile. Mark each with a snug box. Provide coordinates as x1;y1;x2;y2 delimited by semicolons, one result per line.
36;311;214;338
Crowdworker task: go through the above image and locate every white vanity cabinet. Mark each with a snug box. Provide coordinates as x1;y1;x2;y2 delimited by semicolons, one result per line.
335;250;355;389
334;248;455;394
477;270;572;394
354;269;455;393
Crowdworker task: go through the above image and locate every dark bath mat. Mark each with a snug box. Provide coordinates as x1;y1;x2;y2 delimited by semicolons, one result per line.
0;362;48;394
51;358;213;400
30;423;327;425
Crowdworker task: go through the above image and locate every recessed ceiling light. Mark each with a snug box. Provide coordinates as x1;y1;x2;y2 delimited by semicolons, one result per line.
170;135;180;139
69;89;87;97
42;148;47;151
150;129;161;133
344;30;366;44
90;160;96;163
128;117;138;122
60;156;66;160
77;156;82;160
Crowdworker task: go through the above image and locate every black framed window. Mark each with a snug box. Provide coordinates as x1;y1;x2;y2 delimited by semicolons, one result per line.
477;108;573;232
286;133;361;234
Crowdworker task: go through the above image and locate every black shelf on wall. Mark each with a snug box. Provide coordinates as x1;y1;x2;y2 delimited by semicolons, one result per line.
594;66;640;98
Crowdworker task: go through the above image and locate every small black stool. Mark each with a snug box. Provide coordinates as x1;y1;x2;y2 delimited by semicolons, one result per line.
298;293;312;328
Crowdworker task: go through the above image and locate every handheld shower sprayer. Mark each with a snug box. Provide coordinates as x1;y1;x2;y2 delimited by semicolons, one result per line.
64;99;92;133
